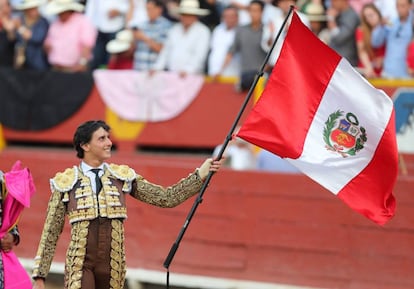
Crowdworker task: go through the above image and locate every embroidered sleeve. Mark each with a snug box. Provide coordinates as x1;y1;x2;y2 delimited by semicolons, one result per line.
130;170;203;208
32;187;66;279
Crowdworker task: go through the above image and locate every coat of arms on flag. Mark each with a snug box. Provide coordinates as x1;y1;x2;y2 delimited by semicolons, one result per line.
324;110;367;157
237;11;398;225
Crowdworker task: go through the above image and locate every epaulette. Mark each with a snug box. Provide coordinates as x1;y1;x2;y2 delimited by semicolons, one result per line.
106;163;136;182
50;166;78;192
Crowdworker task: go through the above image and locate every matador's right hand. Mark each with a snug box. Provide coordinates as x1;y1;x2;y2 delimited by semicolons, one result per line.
33;278;45;289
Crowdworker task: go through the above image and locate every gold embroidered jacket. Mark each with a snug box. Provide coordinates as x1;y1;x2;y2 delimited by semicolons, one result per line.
32;163;203;279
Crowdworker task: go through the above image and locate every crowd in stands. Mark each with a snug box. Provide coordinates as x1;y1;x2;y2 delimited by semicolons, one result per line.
1;0;414;85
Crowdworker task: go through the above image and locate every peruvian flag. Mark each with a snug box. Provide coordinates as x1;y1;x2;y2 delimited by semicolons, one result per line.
237;12;398;225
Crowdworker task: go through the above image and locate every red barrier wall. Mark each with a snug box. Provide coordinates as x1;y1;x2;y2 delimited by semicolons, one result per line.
2;148;413;289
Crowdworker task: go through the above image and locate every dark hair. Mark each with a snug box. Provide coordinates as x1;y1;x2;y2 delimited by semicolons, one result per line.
147;0;165;8
73;120;111;159
250;0;265;11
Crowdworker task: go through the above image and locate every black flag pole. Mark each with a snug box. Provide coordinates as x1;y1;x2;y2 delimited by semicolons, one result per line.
163;6;295;288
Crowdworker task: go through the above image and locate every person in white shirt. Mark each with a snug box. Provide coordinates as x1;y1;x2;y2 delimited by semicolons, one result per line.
85;0;131;69
261;0;310;67
208;5;240;78
152;0;211;76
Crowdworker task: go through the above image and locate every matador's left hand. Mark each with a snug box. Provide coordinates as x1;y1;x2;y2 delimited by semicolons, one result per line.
198;158;225;180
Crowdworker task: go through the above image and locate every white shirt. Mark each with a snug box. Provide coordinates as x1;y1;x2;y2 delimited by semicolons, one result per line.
81;162;104;194
208;23;240;77
85;0;130;33
127;0;149;28
154;21;211;74
261;11;310;66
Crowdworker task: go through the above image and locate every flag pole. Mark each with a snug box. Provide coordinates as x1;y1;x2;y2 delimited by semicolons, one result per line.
163;5;295;285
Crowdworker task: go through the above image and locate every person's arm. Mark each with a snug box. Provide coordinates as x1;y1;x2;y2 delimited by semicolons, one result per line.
151;27;174;72
75;15;97;71
130;158;222;208
32;190;66;281
371;24;386;48
19;18;49;46
135;29;164;53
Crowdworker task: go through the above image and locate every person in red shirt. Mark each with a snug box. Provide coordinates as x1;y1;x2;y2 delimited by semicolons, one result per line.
105;29;134;69
355;3;386;78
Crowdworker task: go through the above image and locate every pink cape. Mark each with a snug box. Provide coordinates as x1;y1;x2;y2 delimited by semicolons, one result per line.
2;161;36;289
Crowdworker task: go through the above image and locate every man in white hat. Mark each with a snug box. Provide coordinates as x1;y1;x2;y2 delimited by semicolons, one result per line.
43;0;97;72
151;0;211;77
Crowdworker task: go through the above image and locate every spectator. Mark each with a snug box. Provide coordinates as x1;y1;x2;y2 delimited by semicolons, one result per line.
256;149;301;173
106;29;135;69
355;3;384;78
208;5;240;78
220;0;267;91
152;0;211;76
44;0;97;72
85;0;130;69
14;0;50;70
261;0;309;68
326;0;360;67
0;0;18;67
371;0;412;79
303;2;330;44
133;0;172;71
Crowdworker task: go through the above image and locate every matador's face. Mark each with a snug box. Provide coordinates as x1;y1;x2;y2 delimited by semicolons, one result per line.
82;127;113;164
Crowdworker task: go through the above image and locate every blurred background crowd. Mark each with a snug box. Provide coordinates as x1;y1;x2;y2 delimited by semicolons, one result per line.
1;0;413;81
1;0;413;173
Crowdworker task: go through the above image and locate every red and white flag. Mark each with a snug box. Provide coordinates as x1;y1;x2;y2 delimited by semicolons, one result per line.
237;12;398;225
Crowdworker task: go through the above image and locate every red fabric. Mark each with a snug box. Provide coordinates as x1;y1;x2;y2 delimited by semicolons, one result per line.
337;111;397;225
237;13;397;225
107;55;133;70
406;41;414;70
237;13;341;159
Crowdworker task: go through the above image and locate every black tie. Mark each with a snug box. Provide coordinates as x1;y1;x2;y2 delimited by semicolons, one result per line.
91;169;102;193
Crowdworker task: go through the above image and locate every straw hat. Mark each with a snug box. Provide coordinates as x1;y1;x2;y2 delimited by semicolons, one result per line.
106;29;134;54
45;0;84;15
304;3;328;22
174;0;209;16
14;0;45;10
